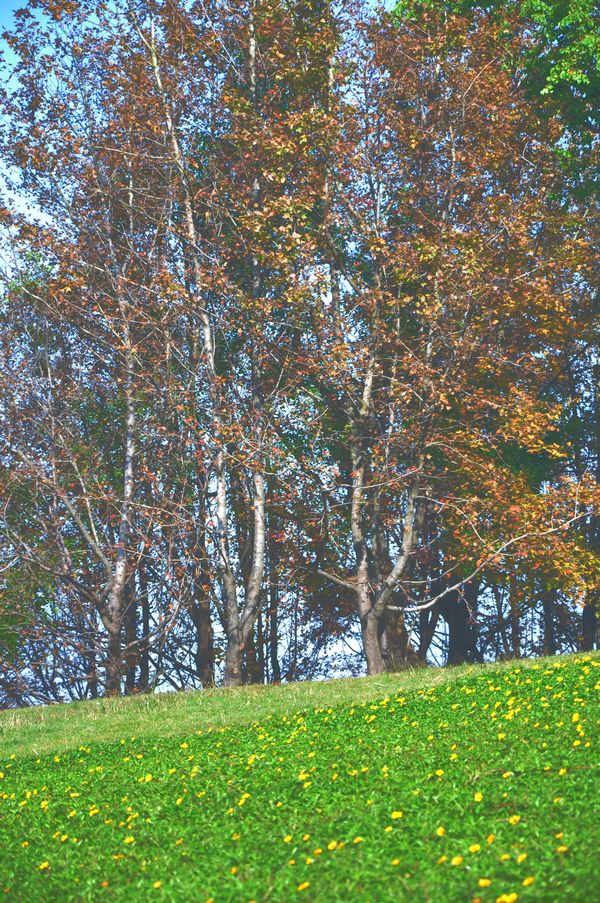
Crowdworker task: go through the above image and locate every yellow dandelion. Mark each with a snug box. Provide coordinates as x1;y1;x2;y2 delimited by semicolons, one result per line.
153;881;162;889
39;862;49;871
474;792;483;802
522;877;535;887
451;856;463;867
478;878;492;888
508;815;521;825
469;844;481;853
436;826;446;837
297;882;310;892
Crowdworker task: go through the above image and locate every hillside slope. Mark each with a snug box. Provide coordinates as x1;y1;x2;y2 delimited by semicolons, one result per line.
1;655;598;902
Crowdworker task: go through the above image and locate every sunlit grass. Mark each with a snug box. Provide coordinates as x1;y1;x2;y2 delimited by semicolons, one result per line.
1;654;598;901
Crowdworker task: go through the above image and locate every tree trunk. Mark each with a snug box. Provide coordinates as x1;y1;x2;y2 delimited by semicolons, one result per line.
542;589;557;655
123;580;137;693
582;597;597;651
105;620;122;697
509;574;521;658
418;607;439;663
138;564;151;691
360;607;386;675
383;608;419;670
223;623;243;687
268;532;281;682
86;643;98;700
244;623;263;684
439;582;480;665
194;594;215;688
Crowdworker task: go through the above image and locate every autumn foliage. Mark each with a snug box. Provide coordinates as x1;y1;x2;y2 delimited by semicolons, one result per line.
0;0;598;703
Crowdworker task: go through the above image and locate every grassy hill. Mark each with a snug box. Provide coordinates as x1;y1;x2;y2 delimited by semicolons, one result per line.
0;655;598;902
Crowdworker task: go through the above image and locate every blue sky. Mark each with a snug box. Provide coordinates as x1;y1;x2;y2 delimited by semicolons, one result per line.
0;0;20;67
0;0;19;31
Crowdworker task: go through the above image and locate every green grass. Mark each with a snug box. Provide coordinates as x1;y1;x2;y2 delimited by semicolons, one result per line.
0;655;598;902
0;664;469;761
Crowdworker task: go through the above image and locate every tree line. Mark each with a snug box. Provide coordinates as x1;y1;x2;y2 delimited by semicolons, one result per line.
0;0;598;705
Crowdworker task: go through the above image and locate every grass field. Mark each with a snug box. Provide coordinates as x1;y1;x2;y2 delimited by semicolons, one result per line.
1;654;598;902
